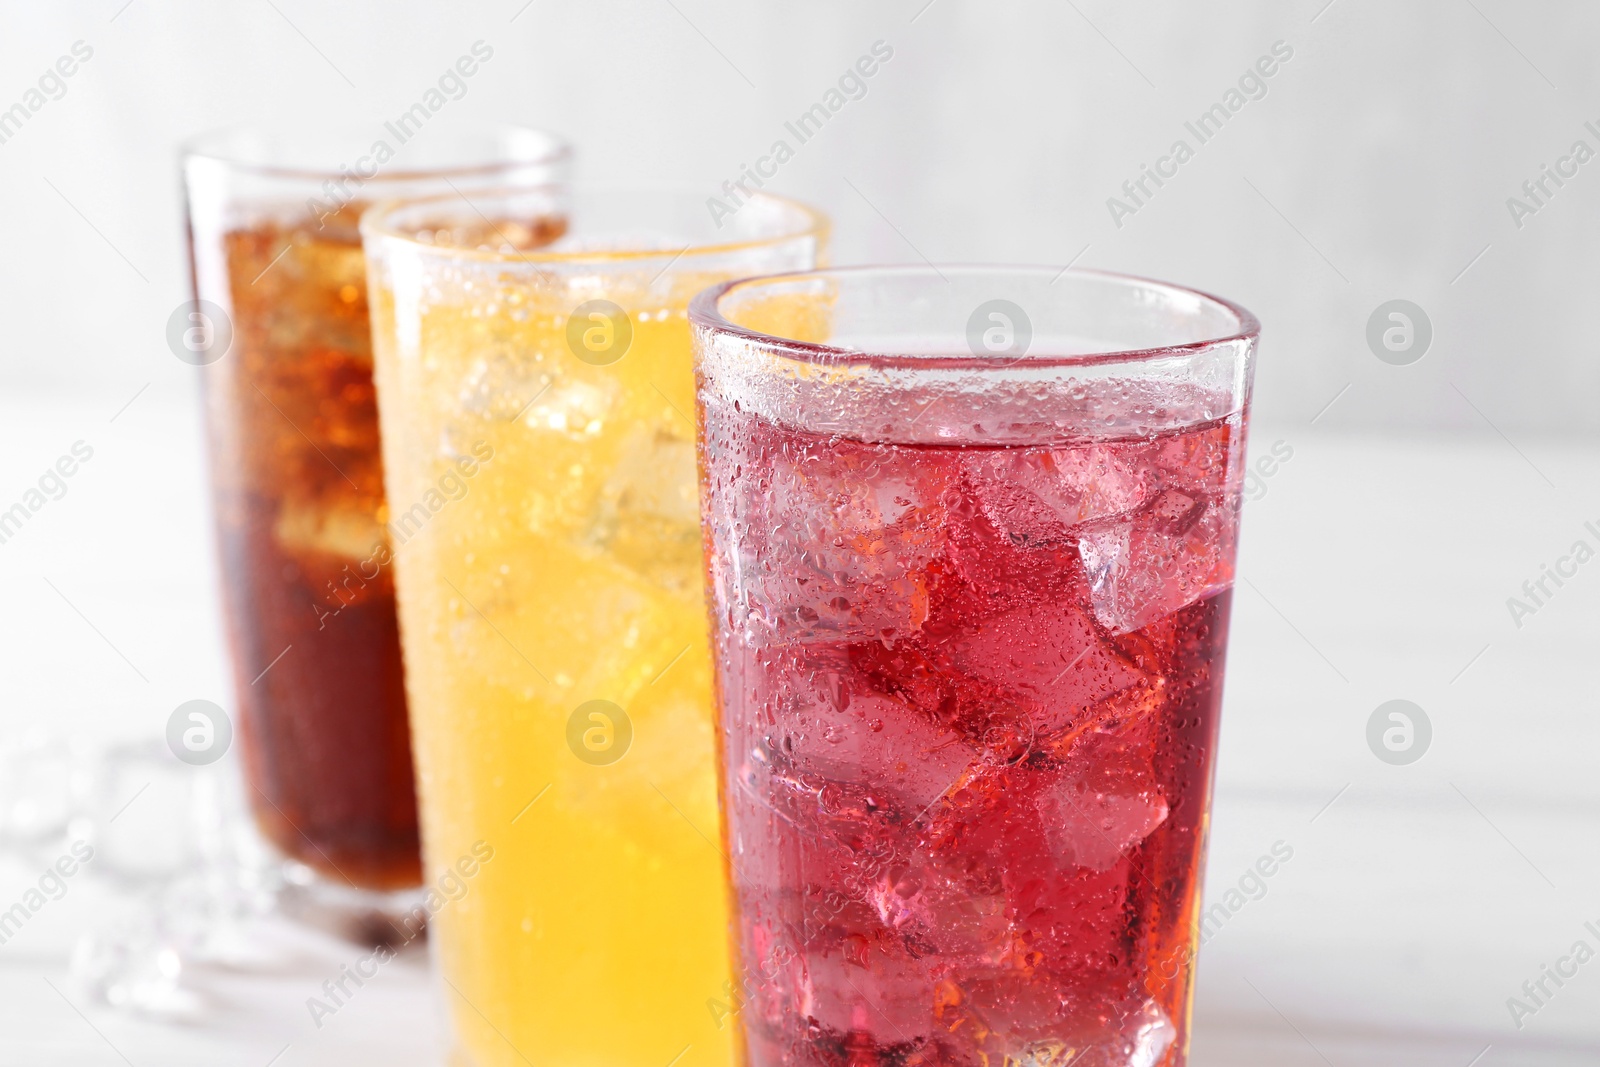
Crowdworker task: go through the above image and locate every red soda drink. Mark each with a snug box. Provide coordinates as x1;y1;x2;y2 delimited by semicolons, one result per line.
693;267;1257;1067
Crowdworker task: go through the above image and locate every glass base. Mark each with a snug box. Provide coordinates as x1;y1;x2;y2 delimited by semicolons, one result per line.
276;859;428;949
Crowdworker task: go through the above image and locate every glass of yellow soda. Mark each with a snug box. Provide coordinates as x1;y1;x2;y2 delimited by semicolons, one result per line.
361;186;828;1067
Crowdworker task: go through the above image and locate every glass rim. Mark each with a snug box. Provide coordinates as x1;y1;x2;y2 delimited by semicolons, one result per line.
178;121;571;182
359;185;831;266
689;264;1262;372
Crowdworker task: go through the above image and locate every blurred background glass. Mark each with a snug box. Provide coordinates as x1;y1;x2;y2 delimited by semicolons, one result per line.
362;185;825;1067
181;123;568;941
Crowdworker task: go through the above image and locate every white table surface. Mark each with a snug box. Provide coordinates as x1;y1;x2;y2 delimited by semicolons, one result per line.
2;384;1597;1065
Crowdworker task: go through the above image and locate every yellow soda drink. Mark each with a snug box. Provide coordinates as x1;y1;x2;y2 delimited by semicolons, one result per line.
362;189;826;1067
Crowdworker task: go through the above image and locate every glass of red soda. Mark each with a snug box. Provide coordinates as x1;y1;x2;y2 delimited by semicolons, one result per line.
690;266;1258;1067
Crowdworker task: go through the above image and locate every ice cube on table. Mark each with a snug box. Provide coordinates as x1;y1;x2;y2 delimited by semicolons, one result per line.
1078;489;1238;634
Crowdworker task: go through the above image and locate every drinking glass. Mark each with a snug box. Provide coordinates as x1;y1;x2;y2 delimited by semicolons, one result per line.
182;125;569;936
690;266;1259;1067
361;187;828;1067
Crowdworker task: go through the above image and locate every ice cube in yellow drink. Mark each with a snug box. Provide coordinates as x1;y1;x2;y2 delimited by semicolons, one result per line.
363;190;826;1067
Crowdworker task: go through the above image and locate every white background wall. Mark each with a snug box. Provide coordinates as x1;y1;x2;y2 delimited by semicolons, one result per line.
2;0;1599;433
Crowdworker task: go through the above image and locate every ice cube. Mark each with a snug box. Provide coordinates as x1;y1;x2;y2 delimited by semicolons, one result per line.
935;975;1174;1067
748;646;972;825
915;762;1019;883
587;425;700;592
1049;444;1154;520
740;560;934;646
597;426;699;526
457;350;555;422
520;377;615;440
725;767;943;1044
736;445;952;645
1123;1001;1178;1067
782;691;974;816
755;774;929;933
940;488;1090;606
797;929;936;1044
732;777;898;929
444;533;679;702
962;445;1151;546
945;599;1150;745
729;914;812;1041
914;760;1146;983
1147;420;1237;498
1070;1000;1177;1067
274;501;385;562
962;451;1075;545
869;860;1009;956
1078;490;1238;634
1034;778;1168;873
845;640;957;726
935;970;1134;1064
